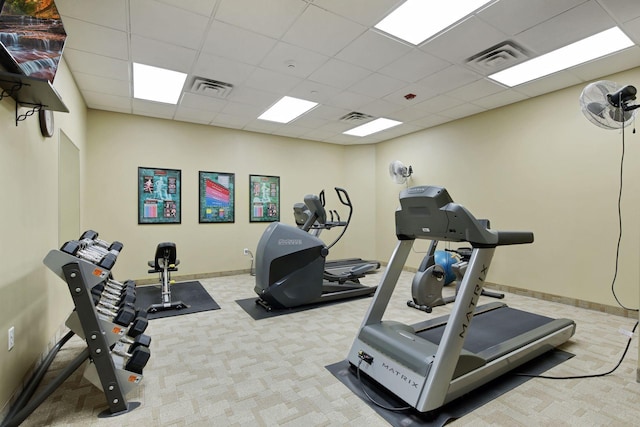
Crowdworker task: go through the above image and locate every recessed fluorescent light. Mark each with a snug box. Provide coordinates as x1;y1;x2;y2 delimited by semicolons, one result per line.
133;63;187;104
344;118;402;137
489;27;634;87
258;96;318;123
375;0;492;45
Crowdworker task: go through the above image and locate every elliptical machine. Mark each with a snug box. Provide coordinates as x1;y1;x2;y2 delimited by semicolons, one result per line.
407;237;504;313
292;188;380;282
254;188;377;311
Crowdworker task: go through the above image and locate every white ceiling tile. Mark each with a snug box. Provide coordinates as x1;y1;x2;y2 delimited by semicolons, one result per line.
155;0;218;17
478;0;588;36
417;65;481;96
625;16;640;43
288;80;342;103
472;89;529;109
408;114;453;128
131;35;198;73
410;95;467;115
259;42;330;78
439;103;487;120
289;114;328;129
382;83;439;106
215;0;307;39
568;47;640;82
210;113;252;129
193;53;256;85
307;59;372;90
60;18;128;60
596;0;640;23
421;16;508;63
358;98;404;117
326;91;375;110
63;49;130;80
336;30;412;71
73;72;130;97
130;0;210;49
82;90;132;111
226;86;279;108
173;105;217;124
222;100;265;117
179;92;228;112
132;99;177;118
300;128;341;141
56;0;128;31
282;5;366;56
244;119;283;133
391;106;434;122
244;68;303;94
349;73;407;98
514;1;616;54
312;0;400;26
378;50;450;83
202;21;277;65
306;105;350;121
448;79;506;102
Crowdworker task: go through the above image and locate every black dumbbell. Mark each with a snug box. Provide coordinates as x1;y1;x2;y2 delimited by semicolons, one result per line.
92;286;136;307
112;345;151;375
106;278;135;292
95;305;136;327
120;333;151;352
60;240;117;270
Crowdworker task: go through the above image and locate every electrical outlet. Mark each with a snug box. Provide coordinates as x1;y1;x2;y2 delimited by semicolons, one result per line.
243;248;249;255
8;326;14;351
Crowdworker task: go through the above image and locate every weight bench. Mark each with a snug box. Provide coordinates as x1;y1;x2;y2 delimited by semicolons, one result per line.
147;242;189;313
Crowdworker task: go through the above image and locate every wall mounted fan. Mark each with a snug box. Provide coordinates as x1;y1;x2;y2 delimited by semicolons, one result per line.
579;80;638;129
388;160;413;184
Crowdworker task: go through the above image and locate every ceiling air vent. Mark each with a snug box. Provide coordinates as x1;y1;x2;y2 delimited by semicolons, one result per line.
189;77;233;99
465;41;529;75
340;111;374;122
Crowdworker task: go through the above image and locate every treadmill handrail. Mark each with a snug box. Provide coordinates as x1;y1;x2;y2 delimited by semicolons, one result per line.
395;186;534;247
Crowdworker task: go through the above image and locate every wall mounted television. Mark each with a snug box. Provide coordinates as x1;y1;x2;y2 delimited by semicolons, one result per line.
0;0;66;83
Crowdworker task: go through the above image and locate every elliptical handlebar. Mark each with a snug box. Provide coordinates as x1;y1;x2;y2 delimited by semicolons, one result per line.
325;187;352;250
334;187;352;208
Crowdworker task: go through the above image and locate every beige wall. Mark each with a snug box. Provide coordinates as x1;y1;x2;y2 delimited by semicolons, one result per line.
84;111;378;282
0;59;87;409
375;67;640;309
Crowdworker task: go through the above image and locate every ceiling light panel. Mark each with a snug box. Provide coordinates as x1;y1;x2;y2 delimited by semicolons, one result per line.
343;118;402;137
258;96;319;123
488;27;634;87
375;0;493;45
133;62;187;104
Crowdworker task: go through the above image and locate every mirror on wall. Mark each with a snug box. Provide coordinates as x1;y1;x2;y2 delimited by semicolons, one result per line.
58;130;80;246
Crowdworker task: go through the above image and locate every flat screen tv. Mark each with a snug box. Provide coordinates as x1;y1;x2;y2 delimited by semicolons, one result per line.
0;0;66;83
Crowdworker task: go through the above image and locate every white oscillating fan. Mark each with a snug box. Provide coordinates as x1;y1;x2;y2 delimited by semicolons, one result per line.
579;80;638;129
388;160;413;184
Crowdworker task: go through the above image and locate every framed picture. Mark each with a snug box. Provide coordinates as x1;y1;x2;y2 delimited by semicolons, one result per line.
249;174;280;223
138;167;181;224
199;171;235;223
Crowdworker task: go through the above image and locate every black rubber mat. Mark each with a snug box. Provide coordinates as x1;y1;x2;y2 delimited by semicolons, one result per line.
327;349;574;427
135;281;220;320
235;294;372;320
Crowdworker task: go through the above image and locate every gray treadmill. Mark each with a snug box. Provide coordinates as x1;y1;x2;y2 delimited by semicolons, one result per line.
346;185;575;413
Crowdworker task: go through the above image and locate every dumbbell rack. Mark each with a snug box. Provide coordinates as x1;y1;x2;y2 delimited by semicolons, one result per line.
43;247;143;417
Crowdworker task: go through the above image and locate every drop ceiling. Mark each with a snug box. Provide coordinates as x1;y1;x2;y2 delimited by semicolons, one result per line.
54;0;640;145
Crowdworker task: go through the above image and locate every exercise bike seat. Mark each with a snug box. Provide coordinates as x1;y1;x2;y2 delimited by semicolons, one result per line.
147;242;180;273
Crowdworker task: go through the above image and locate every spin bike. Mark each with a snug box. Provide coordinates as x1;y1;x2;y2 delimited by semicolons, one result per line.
407;237;503;313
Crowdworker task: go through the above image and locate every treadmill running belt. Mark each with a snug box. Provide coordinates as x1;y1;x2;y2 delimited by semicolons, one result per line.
416;307;554;354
